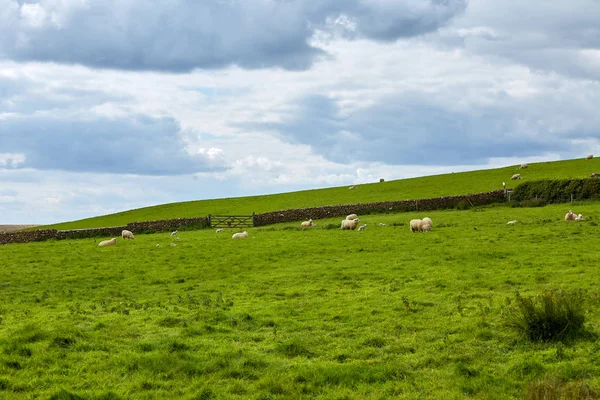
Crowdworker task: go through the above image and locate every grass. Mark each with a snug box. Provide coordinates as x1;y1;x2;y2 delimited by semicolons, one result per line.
38;157;600;230
1;202;600;398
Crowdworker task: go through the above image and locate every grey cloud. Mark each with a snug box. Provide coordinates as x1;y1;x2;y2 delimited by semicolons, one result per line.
0;0;466;72
251;94;598;165
0;115;226;175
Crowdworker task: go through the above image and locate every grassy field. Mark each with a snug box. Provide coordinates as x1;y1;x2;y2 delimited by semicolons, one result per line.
40;157;600;230
2;202;600;399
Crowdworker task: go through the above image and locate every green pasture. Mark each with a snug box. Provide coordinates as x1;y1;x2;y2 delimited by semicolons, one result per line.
40;157;600;230
1;202;600;399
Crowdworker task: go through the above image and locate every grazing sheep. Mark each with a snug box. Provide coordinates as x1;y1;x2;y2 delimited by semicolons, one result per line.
357;224;367;231
348;185;355;190
410;219;422;232
421;223;432;232
587;154;594;159
346;214;359;220
422;217;433;228
379;178;385;183
98;238;117;247
575;214;585;221
341;218;360;230
121;230;135;240
170;230;178;236
507;220;518;225
216;229;224;233
300;219;315;228
232;231;248;239
520;163;528;169
511;174;522;180
565;210;575;221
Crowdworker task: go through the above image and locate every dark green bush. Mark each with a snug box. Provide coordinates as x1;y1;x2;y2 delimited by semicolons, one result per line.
512;178;600;203
505;290;586;342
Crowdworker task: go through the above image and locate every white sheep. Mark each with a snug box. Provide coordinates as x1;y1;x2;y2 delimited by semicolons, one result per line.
300;219;315;228
422;217;433;228
511;174;522;180
348;185;355;190
587;154;594;160
575;214;585;221
346;214;359;220
565;210;575;221
232;231;248;239
121;230;135;240
421;223;432;232
379;223;387;226
357;224;367;231
155;244;162;248
216;229;224;233
520;163;528;169
98;238;117;247
170;230;178;236
409;219;422;232
341;218;360;230
170;243;177;247
507;220;518;225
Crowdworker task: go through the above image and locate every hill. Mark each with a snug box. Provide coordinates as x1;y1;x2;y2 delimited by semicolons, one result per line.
40;157;600;230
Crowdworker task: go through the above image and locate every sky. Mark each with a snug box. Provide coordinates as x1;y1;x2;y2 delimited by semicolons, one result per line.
1;0;599;224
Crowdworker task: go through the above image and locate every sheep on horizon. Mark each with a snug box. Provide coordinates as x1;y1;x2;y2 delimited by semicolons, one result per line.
520;163;528;169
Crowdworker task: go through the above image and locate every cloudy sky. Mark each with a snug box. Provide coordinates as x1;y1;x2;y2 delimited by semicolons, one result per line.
1;0;599;224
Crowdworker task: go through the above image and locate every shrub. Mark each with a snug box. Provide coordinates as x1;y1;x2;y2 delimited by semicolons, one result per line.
455;200;471;210
505;290;586;342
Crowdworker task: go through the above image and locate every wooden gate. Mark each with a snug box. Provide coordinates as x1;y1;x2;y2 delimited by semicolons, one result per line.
208;213;254;229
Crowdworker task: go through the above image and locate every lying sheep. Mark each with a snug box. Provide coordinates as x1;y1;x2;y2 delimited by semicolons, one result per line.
511;174;522;180
98;238;117;247
300;219;315;228
122;230;135;240
565;210;575;221
357;224;367;231
507;220;518;225
216;229;224;233
346;214;358;220
341;218;360;230
519;163;528;169
232;231;248;239
575;214;585;221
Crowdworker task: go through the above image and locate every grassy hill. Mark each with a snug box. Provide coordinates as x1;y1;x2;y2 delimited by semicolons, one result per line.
2;203;600;398
41;157;600;230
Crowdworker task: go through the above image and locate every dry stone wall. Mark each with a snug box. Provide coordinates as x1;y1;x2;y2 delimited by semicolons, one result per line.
253;190;506;226
0;217;209;245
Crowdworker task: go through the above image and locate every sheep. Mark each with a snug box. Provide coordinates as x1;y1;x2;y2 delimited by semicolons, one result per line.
409;219;422;232
507;220;518;225
170;243;177;247
300;219;315;228
519;163;528;169
98;238;117;247
170;230;178;236
422;217;433;228
565;210;575;221
575;214;585;221
587;154;594;159
348;185;355;190
215;229;224;233
379;223;387;226
155;244;162;248
511;174;522;180
379;178;385;183
421;223;432;232
341;218;360;230
121;230;135;240
357;224;367;231
346;214;359;220
232;231;248;239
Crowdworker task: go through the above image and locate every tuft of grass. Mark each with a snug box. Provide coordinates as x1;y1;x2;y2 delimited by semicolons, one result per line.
526;377;599;400
505;290;586;342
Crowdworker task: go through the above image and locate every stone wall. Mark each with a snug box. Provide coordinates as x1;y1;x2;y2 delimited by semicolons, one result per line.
253;190;506;226
0;216;210;245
